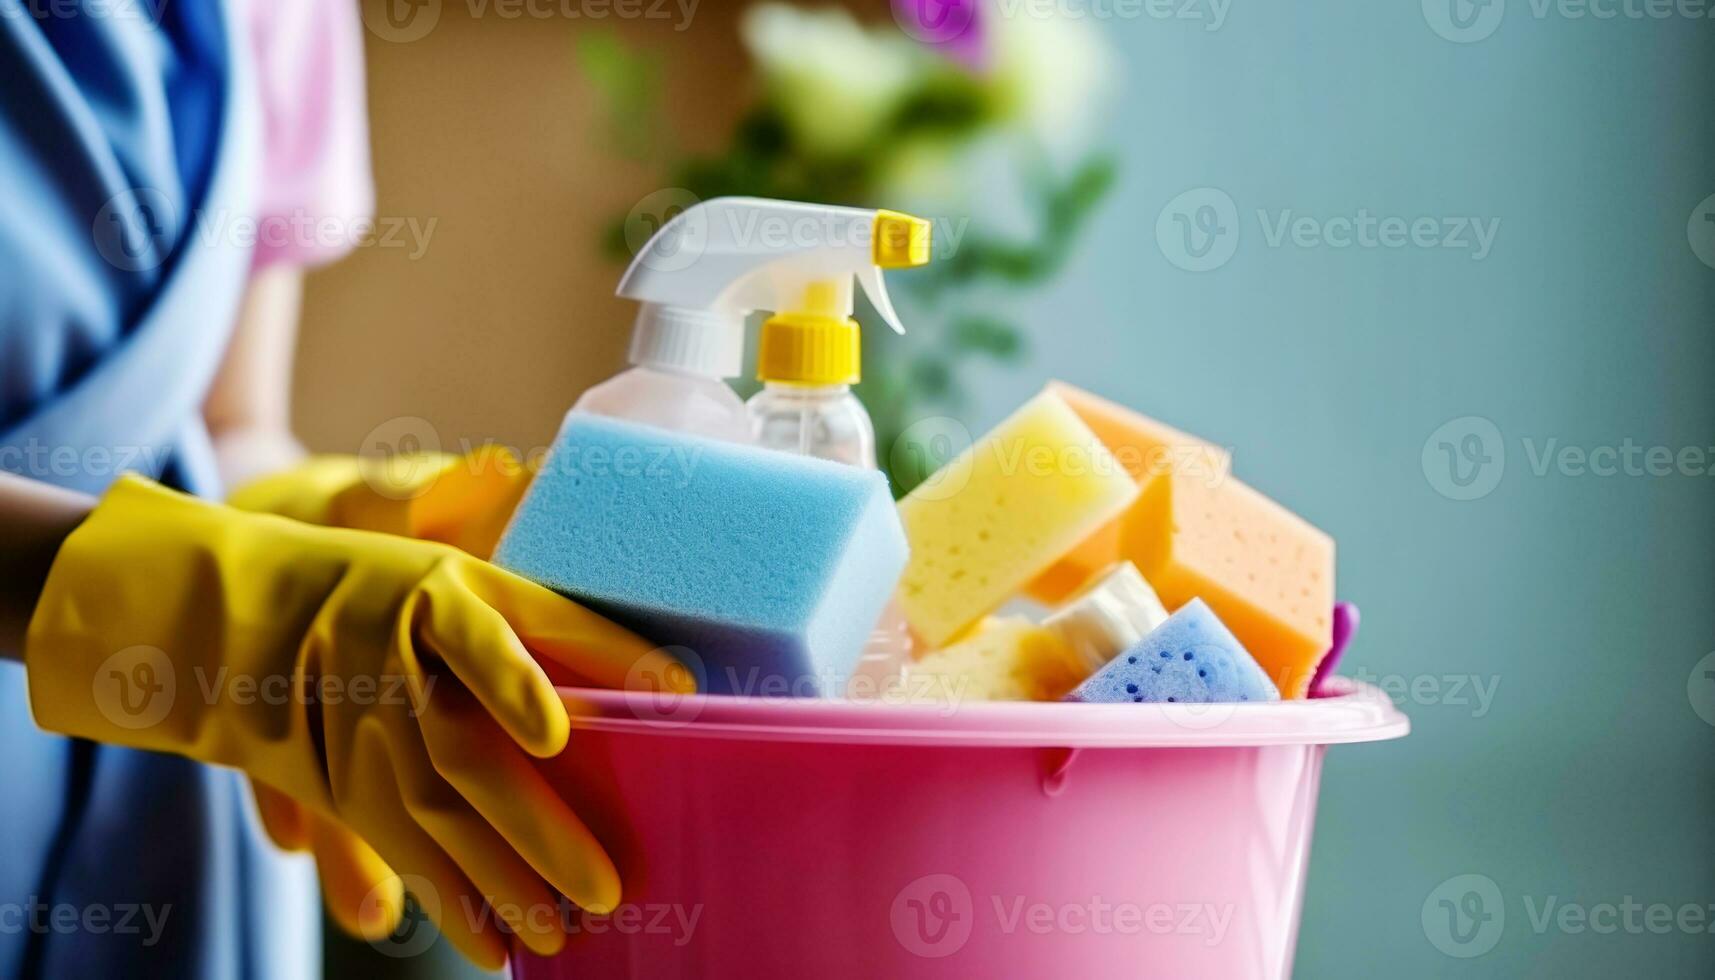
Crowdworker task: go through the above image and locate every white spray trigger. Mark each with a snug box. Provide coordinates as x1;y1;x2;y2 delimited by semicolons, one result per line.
856;265;907;334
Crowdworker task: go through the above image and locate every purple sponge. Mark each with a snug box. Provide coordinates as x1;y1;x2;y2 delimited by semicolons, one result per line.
493;414;907;696
1065;598;1279;704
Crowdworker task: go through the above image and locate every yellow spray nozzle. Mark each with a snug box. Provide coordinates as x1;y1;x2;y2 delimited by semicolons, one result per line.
873;210;932;269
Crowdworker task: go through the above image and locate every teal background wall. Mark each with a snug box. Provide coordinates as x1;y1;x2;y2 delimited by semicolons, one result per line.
950;4;1715;974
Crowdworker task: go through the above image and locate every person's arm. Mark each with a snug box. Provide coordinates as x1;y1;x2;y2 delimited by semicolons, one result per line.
202;265;310;491
0;474;93;658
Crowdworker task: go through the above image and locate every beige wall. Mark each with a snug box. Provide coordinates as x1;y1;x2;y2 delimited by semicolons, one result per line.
296;2;765;456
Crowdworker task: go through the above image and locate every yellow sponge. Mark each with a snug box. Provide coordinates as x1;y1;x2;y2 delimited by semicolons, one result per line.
907;617;1086;702
1027;383;1231;604
1120;472;1334;698
897;392;1140;647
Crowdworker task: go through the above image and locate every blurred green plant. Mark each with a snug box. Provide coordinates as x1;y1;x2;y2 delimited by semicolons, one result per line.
577;4;1115;495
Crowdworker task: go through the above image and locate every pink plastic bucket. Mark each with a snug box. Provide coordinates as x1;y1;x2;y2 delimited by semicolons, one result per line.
515;678;1407;979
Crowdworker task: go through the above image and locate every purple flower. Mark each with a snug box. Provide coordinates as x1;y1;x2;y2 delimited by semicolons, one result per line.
891;0;985;68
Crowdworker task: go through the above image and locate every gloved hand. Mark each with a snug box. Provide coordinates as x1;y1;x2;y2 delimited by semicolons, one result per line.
228;445;535;943
228;444;533;558
25;475;689;970
249;779;406;944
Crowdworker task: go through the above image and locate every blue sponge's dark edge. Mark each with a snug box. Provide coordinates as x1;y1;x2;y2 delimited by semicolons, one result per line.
577;594;833;698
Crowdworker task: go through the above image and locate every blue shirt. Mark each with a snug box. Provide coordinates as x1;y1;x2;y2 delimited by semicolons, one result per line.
0;1;318;976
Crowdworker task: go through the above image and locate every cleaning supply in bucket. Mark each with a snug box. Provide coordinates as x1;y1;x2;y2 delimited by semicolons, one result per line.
905;562;1172;703
1026;382;1232;604
905;616;1083;702
573;200;767;442
744;204;930;465
493;413;907;696
1041;561;1170;676
699;201;931;693
895;390;1139;647
1119;470;1334;698
1065;598;1278;704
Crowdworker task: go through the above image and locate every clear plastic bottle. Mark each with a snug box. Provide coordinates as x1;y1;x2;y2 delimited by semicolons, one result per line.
747;382;876;465
745;307;916;699
571;305;752;443
575;366;752;443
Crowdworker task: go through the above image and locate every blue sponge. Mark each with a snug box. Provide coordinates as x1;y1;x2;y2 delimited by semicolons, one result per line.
1065;599;1279;704
493;413;908;696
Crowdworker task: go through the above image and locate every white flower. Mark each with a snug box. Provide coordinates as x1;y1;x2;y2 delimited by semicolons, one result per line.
741;5;925;157
984;5;1116;157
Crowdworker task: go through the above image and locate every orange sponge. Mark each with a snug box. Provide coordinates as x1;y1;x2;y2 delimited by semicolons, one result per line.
1120;473;1334;699
1027;383;1231;604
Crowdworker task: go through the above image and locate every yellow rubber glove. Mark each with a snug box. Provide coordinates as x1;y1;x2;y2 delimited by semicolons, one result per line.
25;475;689;970
227;445;536;943
228;444;533;558
250;779;406;943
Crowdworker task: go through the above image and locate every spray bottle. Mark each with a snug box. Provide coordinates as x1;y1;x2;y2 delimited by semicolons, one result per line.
579;198;930;448
678;199;930;696
743;205;930;463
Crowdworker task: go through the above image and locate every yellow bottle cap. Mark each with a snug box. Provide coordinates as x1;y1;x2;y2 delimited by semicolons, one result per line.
757;312;861;385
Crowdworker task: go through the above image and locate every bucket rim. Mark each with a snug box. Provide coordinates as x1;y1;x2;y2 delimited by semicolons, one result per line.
558;676;1410;748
